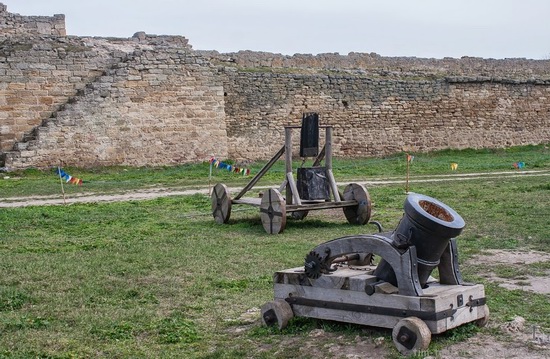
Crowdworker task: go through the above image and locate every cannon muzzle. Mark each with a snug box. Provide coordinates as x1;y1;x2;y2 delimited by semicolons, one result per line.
373;193;465;288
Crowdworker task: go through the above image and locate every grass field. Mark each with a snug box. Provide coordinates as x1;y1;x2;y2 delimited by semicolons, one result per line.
1;145;549;358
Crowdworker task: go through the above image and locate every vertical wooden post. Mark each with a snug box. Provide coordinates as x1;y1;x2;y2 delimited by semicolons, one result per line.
57;163;66;205
325;126;332;170
285;127;292;204
285;126;301;205
208;159;213;196
325;126;341;202
406;154;410;194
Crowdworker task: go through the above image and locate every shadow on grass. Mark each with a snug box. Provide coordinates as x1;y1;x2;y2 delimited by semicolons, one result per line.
226;216;364;233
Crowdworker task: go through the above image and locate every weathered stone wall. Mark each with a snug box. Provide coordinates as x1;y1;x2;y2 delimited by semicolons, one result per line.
3;38;227;169
207;51;550;162
202;50;550;81
1;4;550;170
0;3;66;37
0;36;125;152
220;69;550;160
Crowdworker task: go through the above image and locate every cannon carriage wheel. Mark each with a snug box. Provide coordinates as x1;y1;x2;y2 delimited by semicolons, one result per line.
392;316;431;355
261;299;294;330
476;304;490;327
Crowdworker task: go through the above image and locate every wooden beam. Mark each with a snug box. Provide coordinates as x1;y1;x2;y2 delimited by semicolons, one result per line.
286;172;302;205
312;145;326;167
324;127;341;201
233;145;285;200
285;127;302;205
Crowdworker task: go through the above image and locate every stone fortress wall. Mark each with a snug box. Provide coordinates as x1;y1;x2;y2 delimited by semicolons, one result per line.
0;3;549;170
211;52;550;160
0;3;227;169
0;3;65;37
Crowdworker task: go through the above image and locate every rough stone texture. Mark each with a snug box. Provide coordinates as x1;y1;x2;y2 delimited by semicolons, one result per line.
220;69;550;160
0;3;66;37
200;50;550;81
0;36;124;152
2;38;226;168
0;4;549;169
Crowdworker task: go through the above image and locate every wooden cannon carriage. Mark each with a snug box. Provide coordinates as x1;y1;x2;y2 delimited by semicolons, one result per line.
261;193;490;356
211;113;373;234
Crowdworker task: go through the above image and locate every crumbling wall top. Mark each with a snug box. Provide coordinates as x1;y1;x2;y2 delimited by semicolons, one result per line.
132;31;191;49
0;2;66;37
199;50;550;81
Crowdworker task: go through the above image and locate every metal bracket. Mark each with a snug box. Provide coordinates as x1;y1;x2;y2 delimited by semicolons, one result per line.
438;238;464;285
466;295;487;312
286;296;457;321
397;326;417;350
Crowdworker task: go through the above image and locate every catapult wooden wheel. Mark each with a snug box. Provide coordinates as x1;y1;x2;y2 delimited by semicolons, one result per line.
211;183;232;224
260;188;287;234
342;183;372;225
210;115;379;233
290;210;308;220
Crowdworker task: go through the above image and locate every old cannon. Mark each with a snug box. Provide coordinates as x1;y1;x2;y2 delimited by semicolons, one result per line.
261;193;489;356
211;113;373;234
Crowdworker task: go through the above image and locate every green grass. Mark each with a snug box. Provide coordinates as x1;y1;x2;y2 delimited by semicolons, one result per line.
1;144;549;199
0;144;549;358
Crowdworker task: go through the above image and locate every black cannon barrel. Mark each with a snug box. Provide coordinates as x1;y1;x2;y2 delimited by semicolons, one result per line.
373;193;465;288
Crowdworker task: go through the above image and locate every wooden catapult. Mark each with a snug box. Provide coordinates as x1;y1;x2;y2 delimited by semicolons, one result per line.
211;113;373;234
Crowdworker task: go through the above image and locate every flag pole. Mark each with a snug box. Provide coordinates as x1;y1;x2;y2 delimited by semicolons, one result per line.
208;158;213;196
405;153;410;194
58;162;66;205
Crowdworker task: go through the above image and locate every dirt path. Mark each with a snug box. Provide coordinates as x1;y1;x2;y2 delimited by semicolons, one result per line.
1;169;548;208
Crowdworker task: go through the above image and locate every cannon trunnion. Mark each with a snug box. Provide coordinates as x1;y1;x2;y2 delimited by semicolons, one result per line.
261;193;489;356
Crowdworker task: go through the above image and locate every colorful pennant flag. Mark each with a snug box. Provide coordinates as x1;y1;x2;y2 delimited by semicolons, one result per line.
209;157;250;176
407;154;414;163
513;162;525;169
55;168;83;185
450;163;458;171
